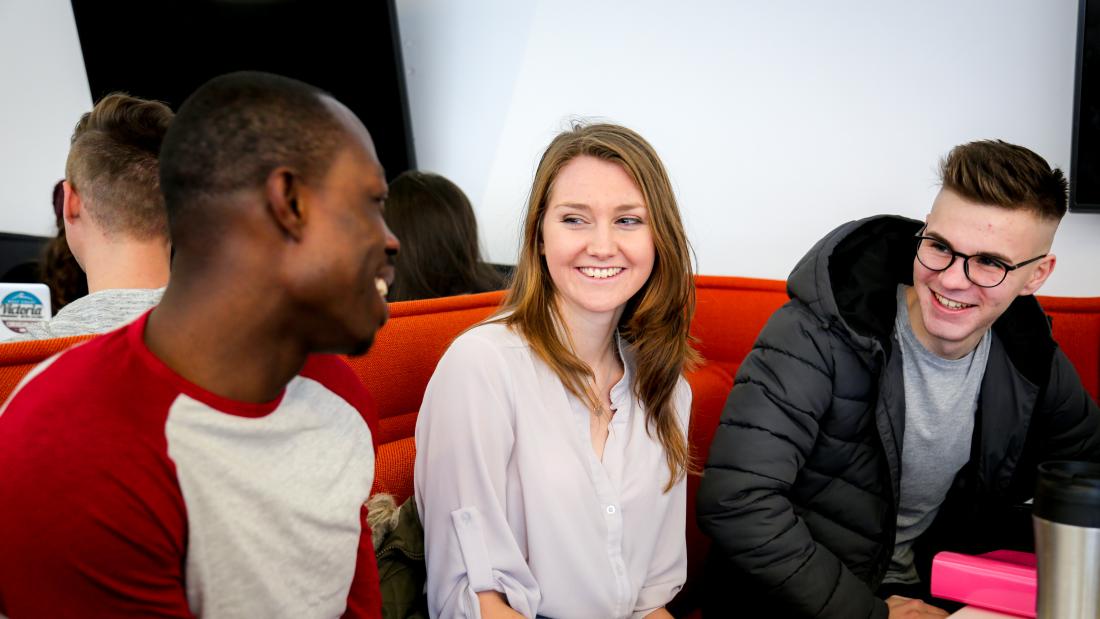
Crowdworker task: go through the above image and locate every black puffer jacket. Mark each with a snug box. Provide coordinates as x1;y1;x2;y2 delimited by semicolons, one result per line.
696;215;1100;618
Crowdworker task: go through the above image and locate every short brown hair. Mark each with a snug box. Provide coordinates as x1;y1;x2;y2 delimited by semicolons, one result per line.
65;93;173;240
939;139;1067;220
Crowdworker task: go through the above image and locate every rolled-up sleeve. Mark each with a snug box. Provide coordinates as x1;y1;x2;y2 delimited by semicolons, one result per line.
415;332;540;618
632;379;691;618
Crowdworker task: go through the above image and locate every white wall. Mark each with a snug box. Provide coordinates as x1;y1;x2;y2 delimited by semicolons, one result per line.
2;1;1097;295
395;0;1100;296
0;0;91;237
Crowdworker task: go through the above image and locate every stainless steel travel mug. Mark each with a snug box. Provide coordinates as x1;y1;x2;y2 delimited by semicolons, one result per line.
1033;461;1100;619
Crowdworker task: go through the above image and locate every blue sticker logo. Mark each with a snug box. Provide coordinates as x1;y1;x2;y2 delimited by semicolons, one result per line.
2;290;45;333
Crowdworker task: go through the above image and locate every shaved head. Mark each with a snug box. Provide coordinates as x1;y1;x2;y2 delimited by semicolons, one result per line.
159;71;352;245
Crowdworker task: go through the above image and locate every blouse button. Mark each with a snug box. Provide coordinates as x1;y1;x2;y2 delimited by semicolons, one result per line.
606;505;616;514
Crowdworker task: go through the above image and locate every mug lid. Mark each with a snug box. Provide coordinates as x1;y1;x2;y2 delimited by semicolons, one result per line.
1034;461;1100;528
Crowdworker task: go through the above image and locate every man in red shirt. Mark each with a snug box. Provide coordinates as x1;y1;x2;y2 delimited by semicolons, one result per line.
0;71;399;618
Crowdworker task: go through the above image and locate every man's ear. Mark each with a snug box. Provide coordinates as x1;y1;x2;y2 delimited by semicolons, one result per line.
1019;254;1056;296
266;167;308;241
60;180;87;267
61;180;82;224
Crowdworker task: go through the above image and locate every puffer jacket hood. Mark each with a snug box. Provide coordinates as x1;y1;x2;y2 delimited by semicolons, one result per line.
786;214;922;354
787;214;1056;388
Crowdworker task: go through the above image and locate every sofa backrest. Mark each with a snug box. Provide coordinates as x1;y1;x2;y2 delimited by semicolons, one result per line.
1040;295;1100;398
342;290;505;498
0;281;1096;499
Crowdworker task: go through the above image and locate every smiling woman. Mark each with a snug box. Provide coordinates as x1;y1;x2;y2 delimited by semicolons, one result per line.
540;155;655;323
415;123;698;619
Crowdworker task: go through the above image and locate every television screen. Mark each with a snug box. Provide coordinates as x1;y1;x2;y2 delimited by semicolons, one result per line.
70;0;415;179
1072;0;1100;212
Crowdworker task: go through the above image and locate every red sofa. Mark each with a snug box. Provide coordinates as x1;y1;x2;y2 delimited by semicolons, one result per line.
0;275;1097;616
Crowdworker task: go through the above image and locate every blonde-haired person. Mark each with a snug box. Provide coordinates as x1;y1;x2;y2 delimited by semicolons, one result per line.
19;93;172;340
415;123;697;619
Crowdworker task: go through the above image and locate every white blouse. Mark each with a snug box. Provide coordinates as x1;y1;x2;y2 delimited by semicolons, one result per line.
414;322;690;619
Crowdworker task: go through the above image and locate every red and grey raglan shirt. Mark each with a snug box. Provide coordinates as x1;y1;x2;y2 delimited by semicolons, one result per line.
0;313;382;618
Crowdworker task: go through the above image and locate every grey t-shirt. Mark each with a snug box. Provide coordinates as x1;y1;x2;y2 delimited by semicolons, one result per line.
14;287;165;340
884;285;991;584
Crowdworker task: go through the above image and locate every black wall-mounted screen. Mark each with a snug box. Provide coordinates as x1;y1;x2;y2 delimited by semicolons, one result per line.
1072;0;1100;212
70;0;415;180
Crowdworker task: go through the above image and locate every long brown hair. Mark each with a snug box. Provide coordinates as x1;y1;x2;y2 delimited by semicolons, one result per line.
384;171;505;301
499;122;698;491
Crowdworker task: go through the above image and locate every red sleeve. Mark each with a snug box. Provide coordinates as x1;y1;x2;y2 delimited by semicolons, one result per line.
0;332;192;617
341;503;384;619
302;355;383;619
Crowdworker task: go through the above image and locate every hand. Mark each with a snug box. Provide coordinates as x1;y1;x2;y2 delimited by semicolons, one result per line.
886;595;951;618
477;591;527;618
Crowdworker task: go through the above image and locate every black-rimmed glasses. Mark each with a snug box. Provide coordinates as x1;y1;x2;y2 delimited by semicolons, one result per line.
914;232;1047;288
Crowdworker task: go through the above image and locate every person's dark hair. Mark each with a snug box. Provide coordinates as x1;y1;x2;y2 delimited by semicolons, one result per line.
940;139;1068;221
52;178;64;222
65;93;173;240
383;171;504;301
159;71;350;245
41;180;88;310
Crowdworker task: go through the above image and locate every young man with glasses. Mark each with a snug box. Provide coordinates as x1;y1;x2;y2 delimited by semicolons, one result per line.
697;140;1100;619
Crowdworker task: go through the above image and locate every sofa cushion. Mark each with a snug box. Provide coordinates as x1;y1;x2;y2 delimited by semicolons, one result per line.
373;436;416;502
1039;295;1100;401
342;291;503;444
690;275;788;368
